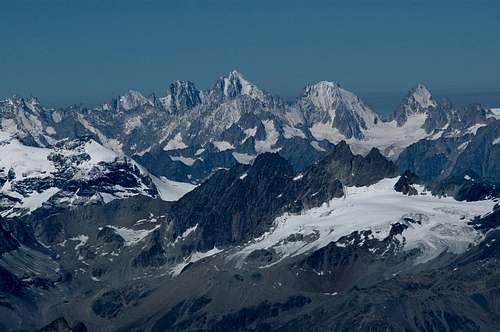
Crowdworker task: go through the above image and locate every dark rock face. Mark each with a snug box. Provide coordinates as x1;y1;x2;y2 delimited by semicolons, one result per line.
398;117;500;186
91;284;151;319
133;231;168;267
0;265;24;296
168;153;294;250
468;204;500;233
150;295;311;332
167;80;203;112
296;224;419;292
397;137;457;181
36;317;72;332
449;120;500;184
394;170;421;195
302;141;397;188
0;221;20;255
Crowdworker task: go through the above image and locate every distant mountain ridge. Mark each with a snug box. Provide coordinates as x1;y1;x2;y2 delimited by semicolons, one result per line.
1;70;499;185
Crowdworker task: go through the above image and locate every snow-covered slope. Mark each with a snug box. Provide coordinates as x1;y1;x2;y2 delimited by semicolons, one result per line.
0;135;194;218
230;177;495;266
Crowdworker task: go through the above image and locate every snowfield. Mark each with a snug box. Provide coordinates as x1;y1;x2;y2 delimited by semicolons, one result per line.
230;178;496;267
0;135;195;218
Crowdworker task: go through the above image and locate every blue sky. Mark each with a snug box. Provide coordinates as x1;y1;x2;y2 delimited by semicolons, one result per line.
1;0;499;108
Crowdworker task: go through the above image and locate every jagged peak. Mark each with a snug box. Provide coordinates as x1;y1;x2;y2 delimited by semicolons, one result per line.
210;69;265;101
164;80;203;112
0;94;45;113
225;69;246;80
169;80;199;91
405;83;437;109
392;83;438;126
332;140;353;156
304;80;341;91
1;94;25;106
118;90;152;111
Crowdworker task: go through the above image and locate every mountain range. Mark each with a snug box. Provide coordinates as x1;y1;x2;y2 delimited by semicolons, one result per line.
1;71;500;331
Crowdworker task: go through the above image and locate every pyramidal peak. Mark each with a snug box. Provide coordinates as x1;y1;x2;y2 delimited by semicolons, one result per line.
210;69;265;102
408;83;436;109
392;83;438;126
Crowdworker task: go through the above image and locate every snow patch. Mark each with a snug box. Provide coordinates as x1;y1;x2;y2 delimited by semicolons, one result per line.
150;176;196;202
232;152;255;165
466;123;487;135
70;235;89;250
107;225;160;247
164;133;188;151
283;125;306;139
255;120;280;153
170;155;196;166
310;141;326;152
171;247;223;277
487;108;500;119
213;140;235;151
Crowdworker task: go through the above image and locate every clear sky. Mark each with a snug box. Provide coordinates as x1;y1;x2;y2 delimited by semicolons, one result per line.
1;0;499;108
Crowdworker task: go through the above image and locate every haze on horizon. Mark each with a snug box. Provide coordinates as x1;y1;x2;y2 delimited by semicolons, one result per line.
1;0;499;110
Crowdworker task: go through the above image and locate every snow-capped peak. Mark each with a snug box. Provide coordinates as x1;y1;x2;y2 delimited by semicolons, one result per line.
299;80;378;139
392;84;438;126
408;83;437;110
209;70;265;102
119;90;152;111
301;81;343;111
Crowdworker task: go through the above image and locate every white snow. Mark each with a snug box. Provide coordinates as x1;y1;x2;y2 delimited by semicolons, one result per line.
195;148;205;156
124;116;143;134
163;133;188;151
310;122;345;145
229;177;495;267
487;108;500;119
135;146;152;156
310;141;326;152
171;247;223;276
222;70;265;101
150;175;196;202
119;90;151;110
51;111;63;123
232;152;255;165
0;138;55;178
174;224;198;243
457;141;469;151
283;125;306;139
255;120;281;153
310;113;429;159
84;140;119;164
14;187;59;213
242;126;257;142
70;235;89;250
107;225;160;247
212;140;235;151
493;137;500;145
466;123;487;135
302;81;377;131
170;155;196;166
239;172;248;180
410;84;437;109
